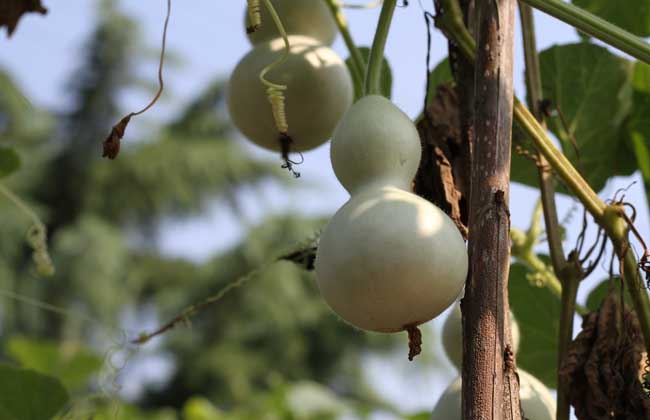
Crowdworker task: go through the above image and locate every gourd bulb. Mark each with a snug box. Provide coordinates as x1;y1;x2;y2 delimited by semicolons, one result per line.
245;0;337;46
317;96;467;335
441;304;521;369
227;36;353;152
330;95;422;194
431;370;556;420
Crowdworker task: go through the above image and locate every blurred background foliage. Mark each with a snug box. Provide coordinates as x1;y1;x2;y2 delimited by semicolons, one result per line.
0;2;433;419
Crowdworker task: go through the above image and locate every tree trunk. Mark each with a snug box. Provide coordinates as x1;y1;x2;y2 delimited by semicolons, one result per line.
461;0;521;419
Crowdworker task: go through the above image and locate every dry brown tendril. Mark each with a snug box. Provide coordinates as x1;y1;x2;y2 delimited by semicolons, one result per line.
102;0;171;160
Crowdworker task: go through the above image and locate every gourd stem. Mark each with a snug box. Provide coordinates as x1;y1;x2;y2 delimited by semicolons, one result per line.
518;6;578;420
323;0;366;97
437;0;650;355
364;0;397;96
520;0;650;64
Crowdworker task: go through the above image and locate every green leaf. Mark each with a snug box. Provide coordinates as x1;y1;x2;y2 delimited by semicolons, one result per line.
627;62;650;200
633;61;650;93
512;43;636;192
346;47;392;100
406;412;433;420
0;146;20;178
285;381;350;419
572;0;650;37
91;404;176;420
6;336;102;392
183;397;224;420
0;363;69;420
585;278;633;312
509;262;560;388
426;58;453;105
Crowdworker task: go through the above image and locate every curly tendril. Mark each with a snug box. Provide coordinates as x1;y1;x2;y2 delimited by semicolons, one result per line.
0;182;55;276
258;0;291;136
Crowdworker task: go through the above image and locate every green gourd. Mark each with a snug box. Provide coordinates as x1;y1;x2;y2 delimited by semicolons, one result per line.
227;35;353;152
245;0;338;46
316;95;468;333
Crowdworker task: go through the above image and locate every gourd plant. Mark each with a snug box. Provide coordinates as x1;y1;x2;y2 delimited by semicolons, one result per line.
215;0;650;418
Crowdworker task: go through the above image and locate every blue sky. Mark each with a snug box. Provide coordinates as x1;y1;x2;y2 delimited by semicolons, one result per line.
1;0;649;416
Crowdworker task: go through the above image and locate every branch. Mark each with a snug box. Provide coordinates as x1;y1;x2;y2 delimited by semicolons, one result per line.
133;241;317;345
520;0;650;64
517;6;580;419
461;0;521;419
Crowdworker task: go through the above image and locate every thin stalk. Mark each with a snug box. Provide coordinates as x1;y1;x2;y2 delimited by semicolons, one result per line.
519;6;578;419
557;258;582;420
364;0;397;96
0;182;42;227
323;0;366;96
520;0;650;64
437;0;650;352
511;226;588;315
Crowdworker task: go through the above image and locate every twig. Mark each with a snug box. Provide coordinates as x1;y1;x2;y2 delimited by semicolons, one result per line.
102;0;171;159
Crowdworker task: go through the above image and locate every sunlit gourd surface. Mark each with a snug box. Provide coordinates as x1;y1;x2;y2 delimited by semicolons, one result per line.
316;95;468;332
227;35;353;152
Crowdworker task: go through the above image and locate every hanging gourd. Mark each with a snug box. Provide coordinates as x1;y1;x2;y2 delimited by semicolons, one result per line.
228;35;353;154
315;95;468;358
245;0;338;46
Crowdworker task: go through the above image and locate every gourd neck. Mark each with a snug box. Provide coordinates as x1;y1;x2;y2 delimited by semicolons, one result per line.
345;178;413;197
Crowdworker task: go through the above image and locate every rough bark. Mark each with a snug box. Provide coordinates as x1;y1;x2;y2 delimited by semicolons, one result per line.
461;0;521;419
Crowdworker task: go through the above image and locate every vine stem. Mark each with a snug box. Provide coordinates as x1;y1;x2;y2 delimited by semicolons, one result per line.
520;0;650;64
364;0;397;96
0;182;42;227
518;6;581;420
323;0;366;97
436;0;650;353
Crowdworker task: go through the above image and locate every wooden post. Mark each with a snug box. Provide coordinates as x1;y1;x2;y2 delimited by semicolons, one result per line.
461;0;521;419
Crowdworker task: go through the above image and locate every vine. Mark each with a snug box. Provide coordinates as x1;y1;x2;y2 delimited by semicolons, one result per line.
102;0;171;160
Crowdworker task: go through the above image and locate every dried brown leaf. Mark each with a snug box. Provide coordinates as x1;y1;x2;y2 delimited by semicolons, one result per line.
560;287;650;419
414;83;469;239
0;0;47;36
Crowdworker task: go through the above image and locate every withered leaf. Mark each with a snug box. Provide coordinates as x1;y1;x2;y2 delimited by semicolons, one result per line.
414;83;469;239
560;287;650;419
0;0;47;37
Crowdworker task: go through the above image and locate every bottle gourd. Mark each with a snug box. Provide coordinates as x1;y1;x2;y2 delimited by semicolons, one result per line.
315;95;468;336
228;35;353;153
245;0;337;46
